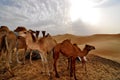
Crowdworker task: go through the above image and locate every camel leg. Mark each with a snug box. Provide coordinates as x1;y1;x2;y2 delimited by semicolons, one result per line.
82;59;87;72
39;53;45;74
9;50;12;64
72;58;77;80
23;48;27;64
67;57;71;70
5;62;14;77
5;51;14;77
44;53;50;76
53;52;60;78
84;62;87;72
70;57;73;77
30;50;33;64
47;51;53;73
16;49;22;64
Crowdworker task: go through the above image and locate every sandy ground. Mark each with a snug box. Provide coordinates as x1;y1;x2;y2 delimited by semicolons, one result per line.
0;34;120;80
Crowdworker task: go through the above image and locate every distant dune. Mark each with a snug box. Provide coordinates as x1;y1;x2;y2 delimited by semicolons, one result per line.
53;33;120;63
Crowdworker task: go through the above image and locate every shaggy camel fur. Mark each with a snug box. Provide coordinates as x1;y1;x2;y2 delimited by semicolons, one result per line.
53;39;95;80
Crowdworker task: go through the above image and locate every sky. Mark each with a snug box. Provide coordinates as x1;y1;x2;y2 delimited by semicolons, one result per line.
0;0;120;35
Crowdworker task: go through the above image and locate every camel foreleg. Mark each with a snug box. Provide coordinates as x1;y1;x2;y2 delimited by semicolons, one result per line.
30;50;33;64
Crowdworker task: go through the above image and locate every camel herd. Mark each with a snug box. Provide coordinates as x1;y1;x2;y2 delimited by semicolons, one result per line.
0;26;95;80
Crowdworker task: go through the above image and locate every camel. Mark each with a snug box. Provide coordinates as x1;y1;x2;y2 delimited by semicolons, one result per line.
14;26;28;64
0;26;27;76
18;29;57;76
53;39;95;80
0;29;17;77
0;26;10;56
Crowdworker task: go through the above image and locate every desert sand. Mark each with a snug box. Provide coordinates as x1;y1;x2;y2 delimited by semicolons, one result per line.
0;34;120;80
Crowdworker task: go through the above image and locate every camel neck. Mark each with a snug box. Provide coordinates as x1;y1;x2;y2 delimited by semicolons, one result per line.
25;33;35;46
82;48;89;56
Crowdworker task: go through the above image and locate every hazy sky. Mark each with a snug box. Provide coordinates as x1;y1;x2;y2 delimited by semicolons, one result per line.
0;0;120;35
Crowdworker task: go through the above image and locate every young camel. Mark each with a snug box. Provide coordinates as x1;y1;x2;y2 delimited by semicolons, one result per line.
18;30;57;76
14;27;41;64
53;39;95;80
14;26;28;64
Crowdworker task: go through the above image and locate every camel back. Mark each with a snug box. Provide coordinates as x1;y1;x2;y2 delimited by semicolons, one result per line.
39;34;57;53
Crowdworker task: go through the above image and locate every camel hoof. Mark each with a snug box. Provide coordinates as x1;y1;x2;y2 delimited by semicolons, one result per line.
55;74;60;78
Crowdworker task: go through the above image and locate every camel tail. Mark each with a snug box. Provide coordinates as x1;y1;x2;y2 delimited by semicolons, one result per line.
1;35;8;53
53;48;55;59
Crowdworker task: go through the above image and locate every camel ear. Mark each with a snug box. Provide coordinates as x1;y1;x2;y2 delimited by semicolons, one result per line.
42;31;46;37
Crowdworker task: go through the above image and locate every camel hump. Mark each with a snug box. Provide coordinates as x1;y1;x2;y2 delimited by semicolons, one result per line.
63;39;71;43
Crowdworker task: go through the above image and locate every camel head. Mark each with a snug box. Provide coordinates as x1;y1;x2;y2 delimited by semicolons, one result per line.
14;26;27;37
18;29;37;42
0;26;9;34
14;26;27;32
85;44;95;51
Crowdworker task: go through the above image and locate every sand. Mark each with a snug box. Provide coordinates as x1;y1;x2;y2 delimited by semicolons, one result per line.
0;34;120;80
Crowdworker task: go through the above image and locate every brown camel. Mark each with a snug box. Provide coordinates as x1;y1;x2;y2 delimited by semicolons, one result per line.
0;26;10;56
0;26;27;76
0;29;17;77
18;30;57;76
53;39;95;80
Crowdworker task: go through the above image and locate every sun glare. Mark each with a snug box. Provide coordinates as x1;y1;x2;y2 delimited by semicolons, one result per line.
70;0;101;25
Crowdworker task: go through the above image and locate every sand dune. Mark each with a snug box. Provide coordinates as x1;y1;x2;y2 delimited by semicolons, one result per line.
0;34;120;80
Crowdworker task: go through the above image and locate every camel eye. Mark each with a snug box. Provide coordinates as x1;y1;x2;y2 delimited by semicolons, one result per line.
24;32;27;34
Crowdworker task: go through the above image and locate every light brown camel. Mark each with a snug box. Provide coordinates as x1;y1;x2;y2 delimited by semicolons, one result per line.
14;26;28;64
14;27;42;64
53;39;95;80
18;30;57;76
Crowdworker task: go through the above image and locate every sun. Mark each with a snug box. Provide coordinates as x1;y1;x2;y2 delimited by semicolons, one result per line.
70;0;101;25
